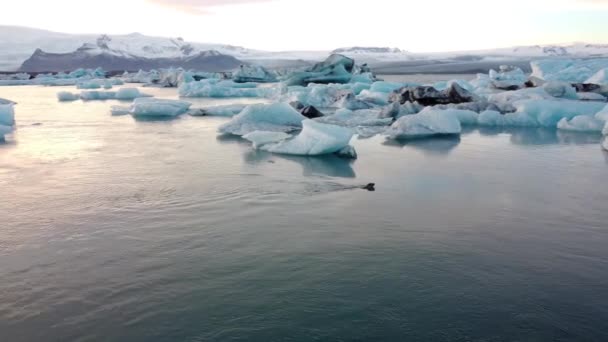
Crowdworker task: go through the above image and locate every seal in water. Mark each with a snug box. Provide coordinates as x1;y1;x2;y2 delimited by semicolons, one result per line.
361;183;375;191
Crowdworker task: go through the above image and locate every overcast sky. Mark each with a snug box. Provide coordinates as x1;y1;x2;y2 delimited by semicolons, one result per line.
4;0;608;52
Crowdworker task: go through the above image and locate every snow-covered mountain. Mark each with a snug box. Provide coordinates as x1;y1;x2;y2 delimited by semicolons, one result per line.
2;25;608;72
0;26;258;71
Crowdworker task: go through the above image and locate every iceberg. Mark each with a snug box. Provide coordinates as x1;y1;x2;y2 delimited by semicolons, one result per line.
57;91;79;102
514;99;605;127
80;91;117;101
557;116;605;132
233;65;277;83
531;59;608;83
603;138;608;151
596;104;608;122
586;68;608;85
218;103;306;136
283;84;355;108
389;83;474;106
130;98;192;117
489;65;527;90
578;92;607;102
76;79;116;90
178;80;272;98
386;109;462;140
0;104;15;141
318;108;392;128
477;110;537;127
114;88;152;100
242;131;291;148
0;104;15;126
260;120;354;156
285;54;355;86
543;82;578;99
188;104;248;117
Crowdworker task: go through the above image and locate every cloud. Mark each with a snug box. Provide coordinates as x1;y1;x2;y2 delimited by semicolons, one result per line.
146;0;275;15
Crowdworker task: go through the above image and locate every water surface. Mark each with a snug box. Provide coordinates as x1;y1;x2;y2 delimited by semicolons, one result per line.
1;85;608;341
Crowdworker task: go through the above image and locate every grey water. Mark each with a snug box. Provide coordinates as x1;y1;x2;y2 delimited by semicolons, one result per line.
1;84;608;342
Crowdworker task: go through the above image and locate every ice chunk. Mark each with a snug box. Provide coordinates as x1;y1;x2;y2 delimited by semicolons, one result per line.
80;91;117;101
57;91;79;102
0;124;12;140
285;54;355;86
387;109;462;139
543;82;577;99
335;145;358;159
531;59;608;83
370;81;411;93
110;106;131;116
444;109;479;125
487;87;554;104
0;104;15;126
477;110;537;127
0;98;16;105
77;79;114;90
318;108;392;127
283;84;355;108
188;104;249;117
233;65;277;83
260;120;354;156
242;131;291;148
130;98;191;117
578;92;607;102
596;104;608;122
356;89;390;106
114;88;152;100
586;68;608;85
489;65;527;90
514;100;605;127
557;116;605;132
218;103;306;136
178;80;272;98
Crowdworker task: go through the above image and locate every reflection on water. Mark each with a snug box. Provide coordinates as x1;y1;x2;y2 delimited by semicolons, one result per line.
383;135;461;156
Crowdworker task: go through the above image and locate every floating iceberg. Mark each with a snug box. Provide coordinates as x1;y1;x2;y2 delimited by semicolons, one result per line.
218;103;305;136
130;98;192;117
80;91;117;101
0;104;15;141
586;68;608;85
57;91;79;102
543;82;577;99
260;120;354;156
489;65;527;90
188;104;248;117
233;65;277;83
77;79;115;89
283;84;355;108
178;80;272;98
114;88;152;100
477;110;536;127
389;83;475;106
513;99;605;127
531;59;608;83
242;131;291;148
0;104;15;126
285;54;356;86
318;108;392;127
77;88;151;101
386;109;462;139
557;116;605;132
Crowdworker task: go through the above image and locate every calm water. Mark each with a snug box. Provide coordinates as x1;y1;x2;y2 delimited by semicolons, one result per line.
1;84;608;342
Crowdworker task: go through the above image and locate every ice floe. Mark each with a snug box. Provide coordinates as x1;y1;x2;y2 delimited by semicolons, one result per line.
386;108;462;139
259;120;355;157
218;103;305;136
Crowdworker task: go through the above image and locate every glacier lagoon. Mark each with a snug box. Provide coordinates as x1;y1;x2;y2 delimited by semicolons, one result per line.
1;82;608;341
